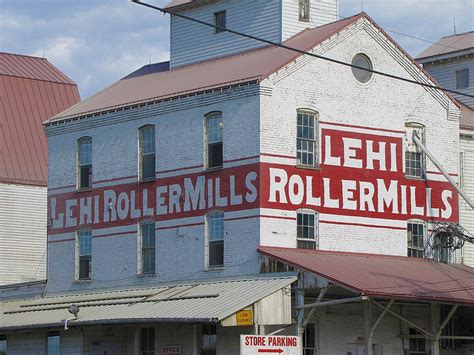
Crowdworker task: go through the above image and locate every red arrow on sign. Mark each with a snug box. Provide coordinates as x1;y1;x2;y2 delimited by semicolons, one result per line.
258;349;283;354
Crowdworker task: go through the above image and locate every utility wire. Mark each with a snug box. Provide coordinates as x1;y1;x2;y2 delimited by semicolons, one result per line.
132;0;474;99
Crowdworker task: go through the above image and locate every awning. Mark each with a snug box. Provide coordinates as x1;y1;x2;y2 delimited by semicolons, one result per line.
0;274;296;331
258;246;474;306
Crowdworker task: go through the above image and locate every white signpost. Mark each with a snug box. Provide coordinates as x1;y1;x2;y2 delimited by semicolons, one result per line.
240;335;301;355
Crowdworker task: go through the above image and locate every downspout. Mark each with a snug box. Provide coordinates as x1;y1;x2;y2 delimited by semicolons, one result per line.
413;132;474;209
64;316;77;330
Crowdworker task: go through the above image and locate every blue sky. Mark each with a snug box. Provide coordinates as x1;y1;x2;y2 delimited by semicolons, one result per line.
1;0;472;99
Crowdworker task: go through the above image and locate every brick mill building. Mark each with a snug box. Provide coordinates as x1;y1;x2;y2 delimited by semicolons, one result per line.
0;53;80;286
0;1;473;354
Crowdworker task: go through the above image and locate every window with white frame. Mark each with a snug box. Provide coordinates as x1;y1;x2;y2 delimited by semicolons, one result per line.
214;11;226;33
206;211;224;267
139;125;156;181
206;112;223;169
455;68;469;89
405;123;425;179
0;335;6;355
77;137;92;189
407;221;426;258
47;332;60;355
201;325;217;355
140;222;156;275
297;110;318;167
299;0;310;21
140;328;155;355
297;211;318;249
77;230;92;280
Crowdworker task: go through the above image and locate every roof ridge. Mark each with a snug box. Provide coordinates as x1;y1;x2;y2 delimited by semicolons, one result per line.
441;30;474;39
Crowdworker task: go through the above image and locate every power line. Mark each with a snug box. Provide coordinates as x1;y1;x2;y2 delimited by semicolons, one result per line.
132;0;474;99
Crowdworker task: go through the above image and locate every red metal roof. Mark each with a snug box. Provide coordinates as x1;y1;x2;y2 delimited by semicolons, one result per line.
258;246;474;305
0;53;80;186
45;13;363;124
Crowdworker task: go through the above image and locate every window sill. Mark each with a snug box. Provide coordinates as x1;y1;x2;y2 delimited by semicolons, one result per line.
74;279;92;283
405;175;426;181
139;177;156;183
204;167;224;173
205;266;225;272
76;187;93;193
295;164;320;171
137;273;156;278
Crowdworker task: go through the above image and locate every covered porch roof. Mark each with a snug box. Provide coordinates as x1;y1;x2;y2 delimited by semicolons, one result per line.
0;274;296;331
258;246;474;306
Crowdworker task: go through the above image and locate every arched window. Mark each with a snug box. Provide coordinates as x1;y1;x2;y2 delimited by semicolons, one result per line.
206;211;224;268
205;112;223;169
77;137;92;189
297;209;318;250
139;125;156;181
76;229;92;280
405;122;426;179
139;221;156;275
407;220;426;258
296;109;319;167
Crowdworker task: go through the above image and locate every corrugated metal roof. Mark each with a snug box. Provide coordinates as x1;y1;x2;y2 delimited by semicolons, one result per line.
0;53;80;185
416;31;474;61
0;274;296;331
258;246;474;305
45;13;363;125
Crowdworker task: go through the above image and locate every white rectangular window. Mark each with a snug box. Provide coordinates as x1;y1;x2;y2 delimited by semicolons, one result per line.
47;332;60;355
207;212;224;267
78;137;92;189
140;328;155;355
297;211;317;249
77;230;92;280
297;111;318;167
206;113;223;169
140;222;156;274
405;123;425;179
0;336;6;355
455;68;469;89
214;11;226;33
299;0;310;21
139;125;156;181
201;325;217;355
407;221;425;258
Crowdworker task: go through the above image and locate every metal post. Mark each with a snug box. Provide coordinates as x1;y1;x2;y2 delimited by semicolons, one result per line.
368;299;394;353
302;287;328;329
295;273;305;337
432;304;459;355
431;303;440;355
192;325;199;355
413;133;474;208
364;300;373;355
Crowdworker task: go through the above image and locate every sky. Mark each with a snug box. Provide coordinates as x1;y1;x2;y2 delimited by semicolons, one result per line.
1;0;472;99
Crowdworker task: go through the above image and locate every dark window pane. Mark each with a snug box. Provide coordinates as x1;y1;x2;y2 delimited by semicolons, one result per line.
141;154;155;180
456;69;469;89
208;143;223;168
80;165;92;188
215;11;226;33
47;332;60;355
79;256;91;279
140;328;155;353
209;240;224;267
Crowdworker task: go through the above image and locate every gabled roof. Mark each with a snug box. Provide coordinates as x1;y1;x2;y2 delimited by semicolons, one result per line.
459;101;474;131
0;53;80;185
258;246;474;305
45;13;363;125
416;31;474;62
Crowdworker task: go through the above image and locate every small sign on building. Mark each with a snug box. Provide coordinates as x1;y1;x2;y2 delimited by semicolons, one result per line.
240;335;301;355
236;309;253;326
161;345;182;355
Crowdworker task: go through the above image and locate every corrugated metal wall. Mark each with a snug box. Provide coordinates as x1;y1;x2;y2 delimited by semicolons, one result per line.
460;133;474;267
0;183;47;285
424;57;474;108
282;0;338;41
170;0;282;68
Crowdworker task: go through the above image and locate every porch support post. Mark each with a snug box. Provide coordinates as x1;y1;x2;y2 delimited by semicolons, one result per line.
364;300;373;355
367;300;394;355
302;286;328;329
295;272;305;337
133;328;140;355
192;324;199;355
432;304;459;355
